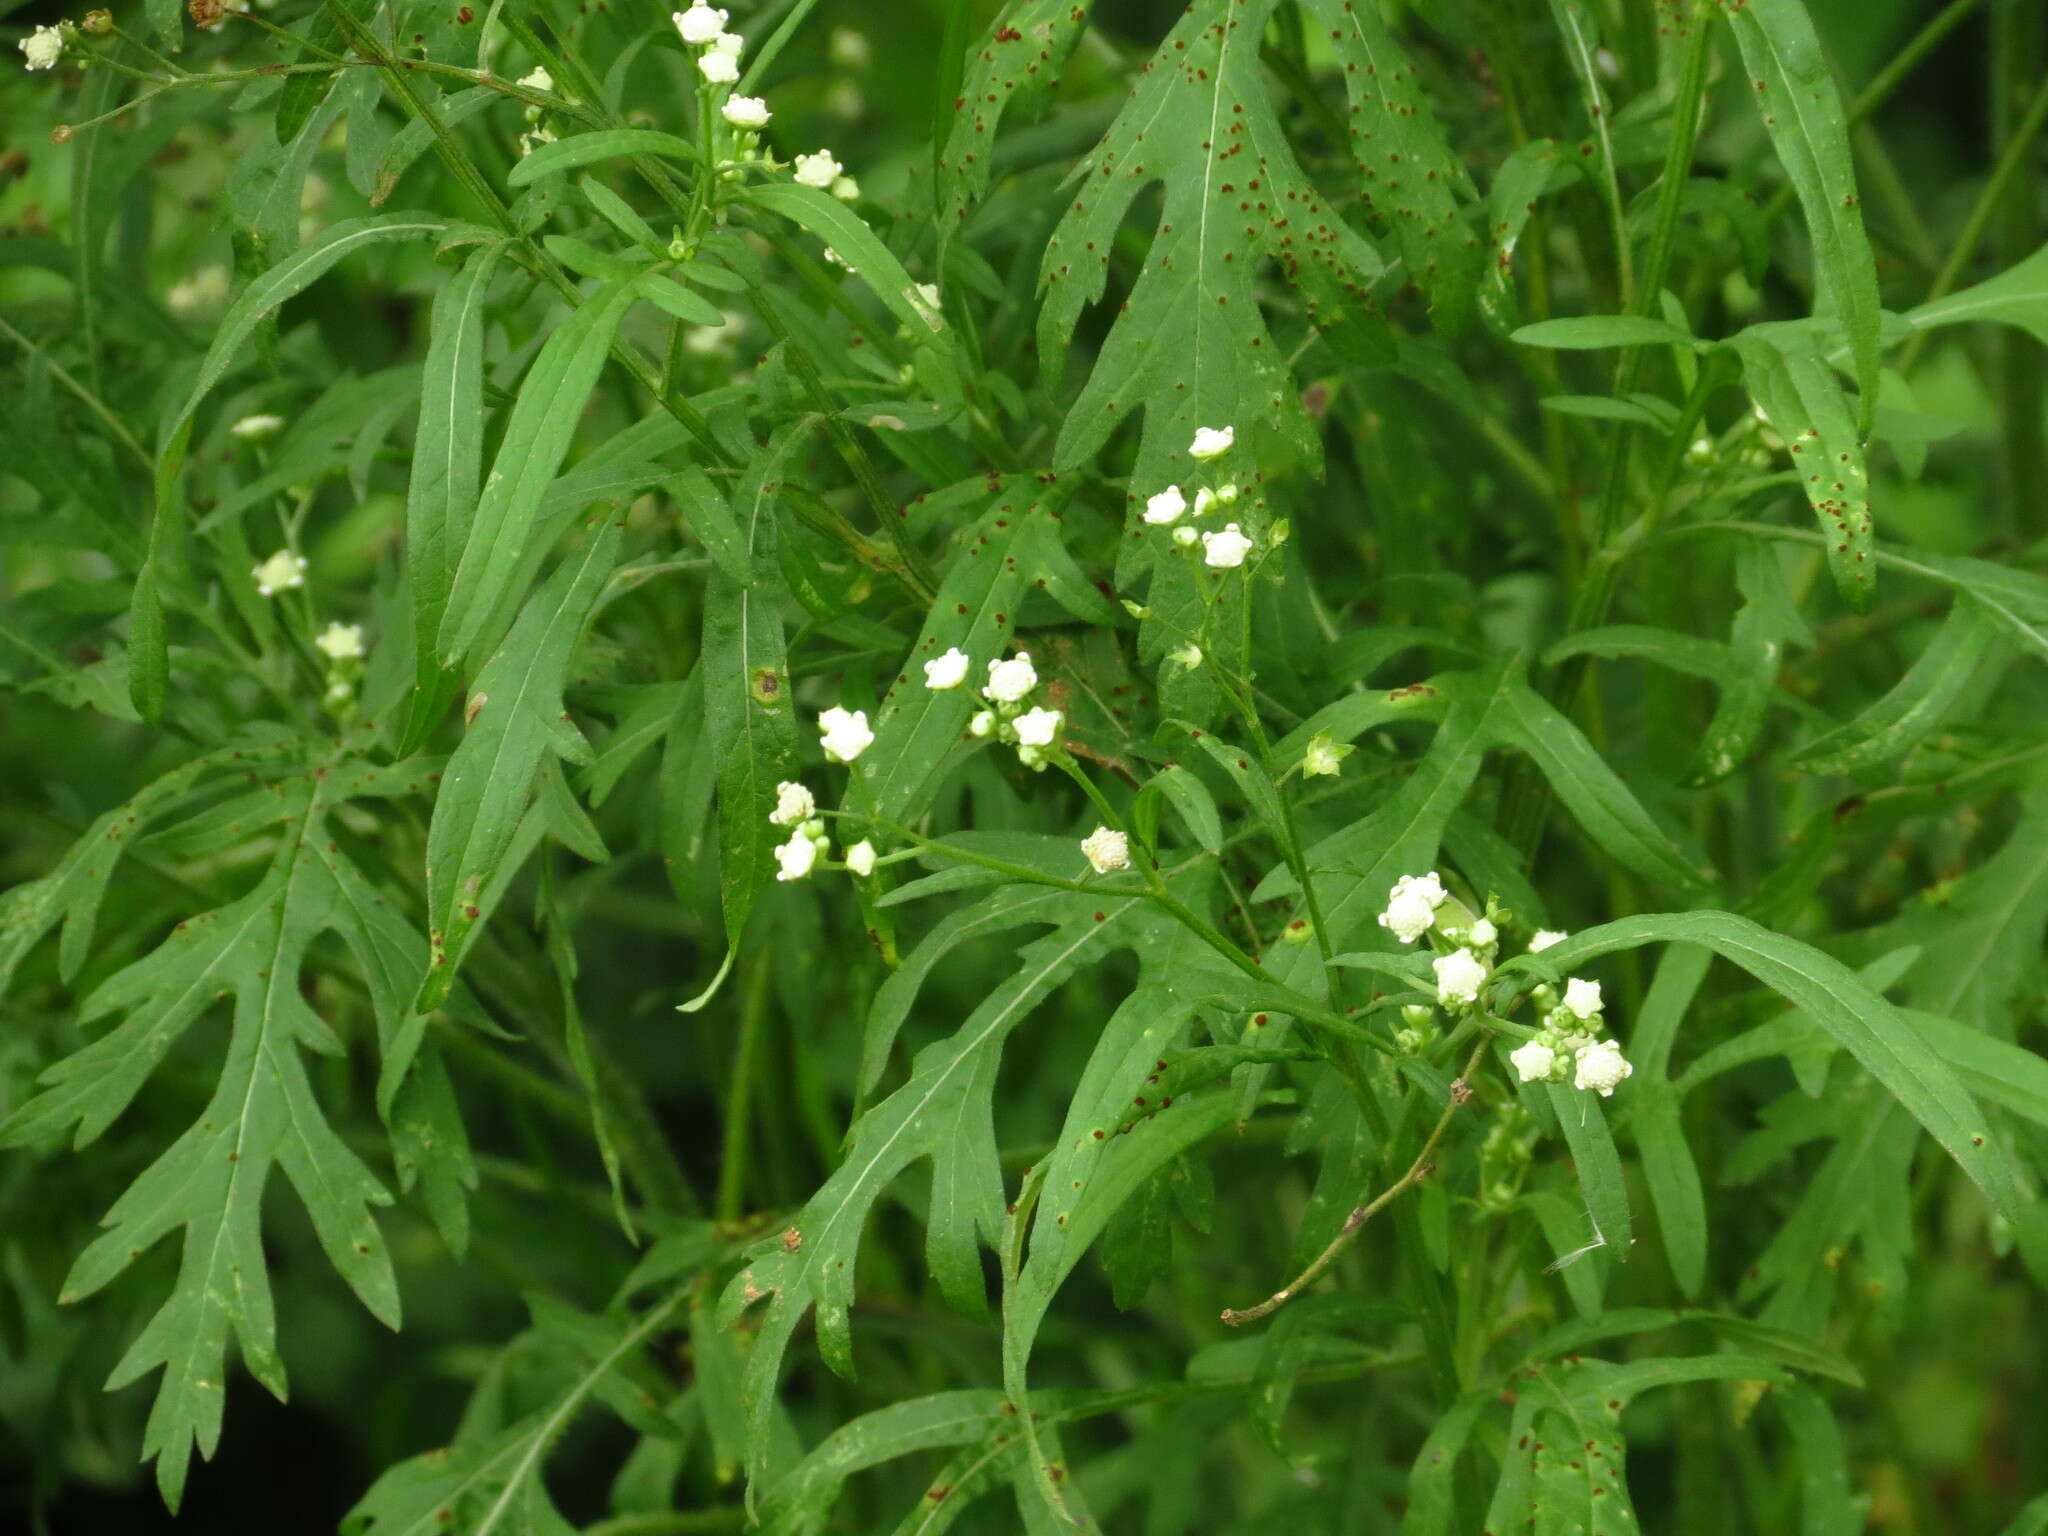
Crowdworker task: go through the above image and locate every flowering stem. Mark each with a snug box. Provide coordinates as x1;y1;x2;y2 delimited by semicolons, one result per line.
1220;1036;1490;1327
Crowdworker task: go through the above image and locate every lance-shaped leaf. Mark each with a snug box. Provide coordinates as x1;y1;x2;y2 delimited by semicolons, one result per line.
1732;326;1875;612
420;519;622;1011
1507;910;2037;1228
717;897;1148;1483
1722;0;1880;430
438;277;642;665
1906;241;2048;344
400;242;505;755
1789;596;1997;774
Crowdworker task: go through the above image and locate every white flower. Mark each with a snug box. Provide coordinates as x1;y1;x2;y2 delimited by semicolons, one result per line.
923;647;970;691
708;29;744;57
518;66;553;92
1509;1040;1558;1084
983;651;1037;704
1573;1039;1634;1097
1081;827;1130;875
1191;486;1218;518
1216;482;1240;506
1468;918;1497;947
829;27;870;68
19;25;62;70
518;126;557;156
794;150;843;189
1017;745;1048;772
698;49;739;83
230;413;285;441
1189;424;1235;460
818;706;875;764
768;779;815;827
314;623;365;660
1202;523;1253;569
252;550;308;597
721;94;770;129
968;709;995;739
775;829;819;882
1013;706;1062;749
846;839;877;878
1142;486;1188;525
1433;948;1489;1008
1171;525;1199;548
1561;977;1604;1020
1301;732;1350;778
1377;872;1447;944
167;265;230;316
831;174;861;201
673;4;727;44
1529;929;1567;953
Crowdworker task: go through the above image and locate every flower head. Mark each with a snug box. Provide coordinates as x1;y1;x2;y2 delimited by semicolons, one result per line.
1081;826;1130;875
1468;917;1498;947
708;29;744;57
1013;706;1062;749
1202;523;1253;569
1189;424;1235;461
1529;929;1567;953
846;839;877;878
1191;486;1218;518
1510;1040;1559;1084
1573;1039;1633;1097
252;550;308;597
794;150;843;189
818;706;874;764
1377;872;1447;944
983;651;1037;704
1302;732;1351;778
923;646;970;691
518;66;553;92
673;4;727;44
1172;525;1199;549
1433;948;1489;1008
1169;643;1204;669
721;94;770;129
1142;486;1187;526
231;413;286;442
19;25;63;70
968;709;995;739
769;780;815;828
1561;977;1604;1020
775;829;819;882
314;623;365;660
698;49;739;83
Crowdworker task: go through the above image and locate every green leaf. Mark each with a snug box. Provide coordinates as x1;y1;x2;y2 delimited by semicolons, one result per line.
1512;316;1697;350
419;520;622;1011
505;129;703;188
399;242;504;755
1907;242;2048;344
1304;0;1478;331
1149;763;1223;856
746;182;950;345
1540;1079;1632;1280
438;277;642;664
717;899;1150;1484
936;0;1094;224
1722;0;1881;430
1731;326;1876;611
1512;911;2035;1224
1788;597;1997;773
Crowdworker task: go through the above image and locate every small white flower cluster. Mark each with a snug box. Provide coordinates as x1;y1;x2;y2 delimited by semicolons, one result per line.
1080;826;1129;876
1137;426;1258;570
252;549;308;598
19;24;64;71
793;148;859;202
965;651;1061;770
315;622;368;707
766;778;874;882
1375;872;1500;1010
1506;948;1634;1097
674;3;746;81
817;705;874;764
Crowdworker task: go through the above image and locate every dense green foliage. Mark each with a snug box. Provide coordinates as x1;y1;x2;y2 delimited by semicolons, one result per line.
4;0;2048;1530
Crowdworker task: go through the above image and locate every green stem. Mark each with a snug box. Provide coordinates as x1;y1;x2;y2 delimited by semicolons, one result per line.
717;952;772;1221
